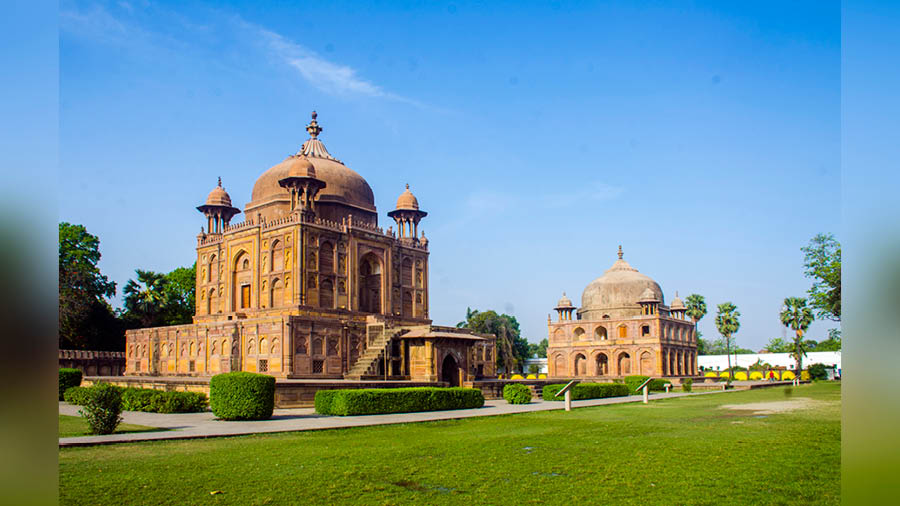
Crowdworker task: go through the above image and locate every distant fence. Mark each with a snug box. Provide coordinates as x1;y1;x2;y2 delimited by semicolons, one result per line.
59;349;126;377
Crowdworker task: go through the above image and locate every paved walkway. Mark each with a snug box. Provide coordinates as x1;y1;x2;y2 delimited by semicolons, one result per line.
59;389;735;447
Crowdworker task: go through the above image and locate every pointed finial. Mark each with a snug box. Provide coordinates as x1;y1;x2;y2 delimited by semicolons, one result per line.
617;245;623;259
306;110;322;138
217;176;222;188
675;290;679;297
406;183;410;190
562;291;566;296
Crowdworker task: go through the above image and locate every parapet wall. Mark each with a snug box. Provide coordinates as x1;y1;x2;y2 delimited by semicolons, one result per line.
59;350;126;377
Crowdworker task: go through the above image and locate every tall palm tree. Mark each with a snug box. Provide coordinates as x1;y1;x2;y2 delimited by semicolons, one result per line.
779;297;815;376
714;302;741;381
685;294;707;342
123;269;168;327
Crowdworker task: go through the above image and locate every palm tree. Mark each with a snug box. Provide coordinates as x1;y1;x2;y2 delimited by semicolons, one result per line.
123;269;168;327
685;294;707;342
779;297;815;376
714;302;741;381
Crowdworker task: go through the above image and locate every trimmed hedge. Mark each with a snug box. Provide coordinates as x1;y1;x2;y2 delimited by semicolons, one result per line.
625;375;669;392
210;372;276;421
64;385;207;413
648;379;672;391
542;383;630;401
78;382;123;435
59;368;83;400
681;378;693;392
315;387;485;416
808;363;829;381
503;383;532;404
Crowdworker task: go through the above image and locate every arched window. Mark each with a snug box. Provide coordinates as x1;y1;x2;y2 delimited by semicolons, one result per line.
359;253;382;313
320;279;334;309
402;290;413;318
270;278;283;308
233;251;252;310
574;354;587;376
618;325;627;338
208;254;217;283
573;327;586;340
596;353;609;375
602;314;610;319
641;325;650;337
594;326;608;340
618;352;631;375
319;242;334;273
312;337;323;356
401;258;413;286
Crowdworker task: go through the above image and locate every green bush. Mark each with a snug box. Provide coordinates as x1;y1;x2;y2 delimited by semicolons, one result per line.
78;383;123;435
315;387;484;416
648;379;672;391
682;378;693;392
64;386;93;406
503;383;532;404
121;389;208;413
59;368;83;400
210;372;276;421
807;363;829;381
542;383;630;401
624;375;650;392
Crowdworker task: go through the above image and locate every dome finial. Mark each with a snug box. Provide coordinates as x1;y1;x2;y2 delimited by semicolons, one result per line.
306;110;322;139
406;183;409;190
217;176;222;188
617;245;623;259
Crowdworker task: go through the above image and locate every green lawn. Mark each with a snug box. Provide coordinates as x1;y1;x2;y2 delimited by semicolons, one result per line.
59;382;841;505
59;415;167;438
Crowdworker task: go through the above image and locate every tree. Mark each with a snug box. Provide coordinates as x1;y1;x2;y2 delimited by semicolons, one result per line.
59;223;121;350
457;308;530;374
527;338;548;359
765;337;792;353
714;302;741;381
780;297;815;376
163;263;196;325
122;270;169;328
816;329;842;351
685;294;707;341
802;234;841;321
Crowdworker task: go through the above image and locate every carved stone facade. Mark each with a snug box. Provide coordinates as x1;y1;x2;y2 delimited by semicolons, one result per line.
547;246;698;379
125;112;494;382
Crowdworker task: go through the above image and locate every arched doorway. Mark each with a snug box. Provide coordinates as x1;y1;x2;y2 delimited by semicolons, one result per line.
640;351;653;375
618;352;631;375
359;253;382;313
596;353;609;375
574;354;587;376
554;354;566;376
442;354;460;387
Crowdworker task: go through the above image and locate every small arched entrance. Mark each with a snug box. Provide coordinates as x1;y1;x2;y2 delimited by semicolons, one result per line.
596;353;609;375
441;354;460;387
618;352;631;375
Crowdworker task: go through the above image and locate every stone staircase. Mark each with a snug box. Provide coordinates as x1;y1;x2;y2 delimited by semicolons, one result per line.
344;325;400;379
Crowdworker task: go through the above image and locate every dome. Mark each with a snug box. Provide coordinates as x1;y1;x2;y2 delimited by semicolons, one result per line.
637;287;660;303
580;246;664;317
205;177;233;207
670;292;685;310
556;292;574;309
248;112;376;213
395;184;419;210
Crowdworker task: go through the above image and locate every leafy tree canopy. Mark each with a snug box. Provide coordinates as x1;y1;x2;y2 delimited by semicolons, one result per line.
780;296;815;374
457;308;530;373
122;263;196;328
59;223;121;350
527;338;548;359
802;234;841;321
685;294;707;325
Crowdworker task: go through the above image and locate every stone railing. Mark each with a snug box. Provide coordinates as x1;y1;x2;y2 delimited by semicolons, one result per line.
59;349;126;377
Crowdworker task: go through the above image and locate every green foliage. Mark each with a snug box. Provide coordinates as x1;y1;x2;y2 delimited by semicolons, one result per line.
715;302;741;377
648;379;672;391
685;294;707;326
457;308;530;373
121;264;196;328
162;263;196;325
816;329;842;351
807;363;829;381
765;337;793;353
121;389;208;413
78;383;123;435
315;387;485;416
209;372;276;421
802;234;841;321
527;363;541;374
624;375;650;392
503;383;532;404
59;368;83;400
682;378;693;392
527;338;549;359
542;383;630;401
64;386;95;406
58;222;122;350
780;297;815;374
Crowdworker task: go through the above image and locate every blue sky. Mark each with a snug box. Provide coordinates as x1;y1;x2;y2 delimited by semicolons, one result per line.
58;0;840;350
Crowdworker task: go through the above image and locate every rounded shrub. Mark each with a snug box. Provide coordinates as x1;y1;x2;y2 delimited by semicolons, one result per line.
734;371;748;381
210;372;275;421
503;383;532;404
801;370;811;381
781;370;796;380
526;374;537;380
681;378;693;392
510;374;525;380
78;382;123;435
538;373;547;379
749;371;764;380
807;363;829;381
704;372;718;378
59;368;83;400
719;371;731;378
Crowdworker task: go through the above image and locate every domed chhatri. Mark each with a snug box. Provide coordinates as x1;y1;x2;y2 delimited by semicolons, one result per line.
126;110;498;386
548;245;698;379
388;184;428;241
248;111;377;224
196;177;241;233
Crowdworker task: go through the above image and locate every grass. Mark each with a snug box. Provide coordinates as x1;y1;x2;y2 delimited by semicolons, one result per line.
58;415;167;438
59;382;840;505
